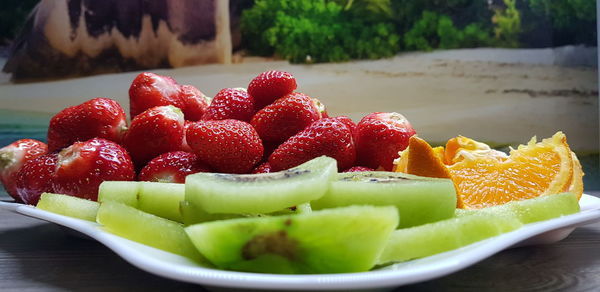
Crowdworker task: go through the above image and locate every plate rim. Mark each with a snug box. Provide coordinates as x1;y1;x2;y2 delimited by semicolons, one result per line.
1;194;600;290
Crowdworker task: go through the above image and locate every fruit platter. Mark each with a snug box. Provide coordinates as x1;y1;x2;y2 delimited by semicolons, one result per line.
1;70;599;290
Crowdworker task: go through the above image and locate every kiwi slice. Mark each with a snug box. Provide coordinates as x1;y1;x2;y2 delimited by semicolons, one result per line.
99;181;185;222
185;156;336;214
378;192;580;264
96;201;206;263
377;212;523;264
36;192;99;222
98;181;141;207
179;200;240;226
311;171;457;228
185;205;399;274
456;192;580;224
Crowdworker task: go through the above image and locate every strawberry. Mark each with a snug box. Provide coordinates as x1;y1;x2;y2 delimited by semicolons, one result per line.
123;105;186;167
186;119;263;173
0;139;48;202
53;138;135;201
252;162;272;174
355;112;416;171
129;72;184;118
343;166;374;172
202;88;255;122
248;70;297;109
47;98;127;152
333;116;356;135
179;85;210;121
269;118;355;171
129;72;211;121
250;92;324;144
138;151;210;183
15;153;57;205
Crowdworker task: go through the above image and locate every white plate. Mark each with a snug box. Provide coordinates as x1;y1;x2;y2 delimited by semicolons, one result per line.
2;194;600;291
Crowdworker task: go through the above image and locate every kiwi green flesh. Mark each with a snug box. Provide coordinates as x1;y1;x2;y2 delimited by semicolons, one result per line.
377;212;522;264
180;200;240;226
185;205;399;274
96;201;207;264
312;171;457;228
98;181;140;207
185;156;337;214
180;200;313;226
137;182;185;222
36;193;99;222
378;192;580;264
455;192;580;224
99;181;185;223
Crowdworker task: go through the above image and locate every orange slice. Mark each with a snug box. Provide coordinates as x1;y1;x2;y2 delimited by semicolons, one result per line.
393;136;450;179
448;132;574;209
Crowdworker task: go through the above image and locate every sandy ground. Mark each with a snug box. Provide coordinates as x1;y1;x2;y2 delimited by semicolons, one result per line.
0;48;598;152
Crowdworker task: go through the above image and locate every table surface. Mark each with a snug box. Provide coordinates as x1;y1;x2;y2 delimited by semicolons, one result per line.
1;192;600;292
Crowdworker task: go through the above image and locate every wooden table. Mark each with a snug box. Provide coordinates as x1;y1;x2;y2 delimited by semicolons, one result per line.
1;192;599;291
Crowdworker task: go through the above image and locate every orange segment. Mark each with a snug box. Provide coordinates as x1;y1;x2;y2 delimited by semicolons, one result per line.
395;136;451;179
448;132;574;209
393;136;459;206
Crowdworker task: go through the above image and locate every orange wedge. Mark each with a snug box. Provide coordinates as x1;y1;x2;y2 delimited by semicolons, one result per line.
393;132;584;209
448;132;574;209
393;136;450;179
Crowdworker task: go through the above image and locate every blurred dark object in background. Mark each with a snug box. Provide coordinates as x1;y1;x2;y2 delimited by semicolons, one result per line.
0;0;39;46
2;0;252;82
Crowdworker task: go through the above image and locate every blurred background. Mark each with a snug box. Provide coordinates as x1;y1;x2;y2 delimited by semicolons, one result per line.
0;0;598;189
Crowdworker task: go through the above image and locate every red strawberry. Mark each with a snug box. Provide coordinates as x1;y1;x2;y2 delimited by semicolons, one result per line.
252;162;272;174
129;72;184;118
248;70;297;109
333;116;356;135
15;153;57;205
179;85;210;121
47;98;127;152
250;92;324;144
355;112;416;171
343;166;374;172
53;138;135;201
0;139;48;201
202;88;255;122
123;105;185;167
138;151;210;183
186;119;263;173
269;118;355;171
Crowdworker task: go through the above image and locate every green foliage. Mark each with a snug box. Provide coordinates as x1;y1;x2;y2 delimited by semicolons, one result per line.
0;0;39;44
527;0;596;28
240;0;597;61
333;0;393;21
492;0;522;48
241;0;399;63
391;0;493;34
403;11;492;51
521;0;596;45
